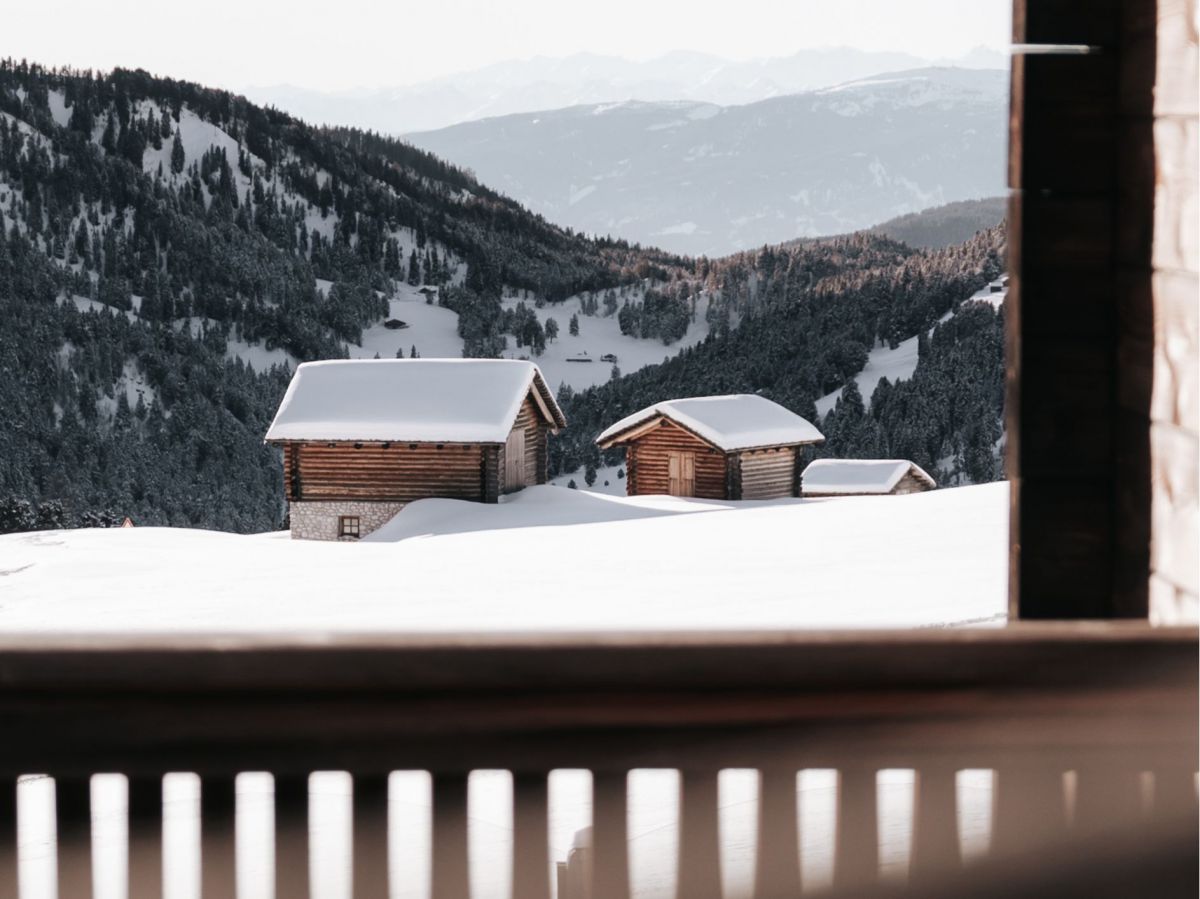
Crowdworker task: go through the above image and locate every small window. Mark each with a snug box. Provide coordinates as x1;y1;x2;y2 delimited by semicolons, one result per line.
338;516;361;539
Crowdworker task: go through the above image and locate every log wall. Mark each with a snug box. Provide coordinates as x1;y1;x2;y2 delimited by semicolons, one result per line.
736;448;800;500
500;396;548;494
283;442;487;503
625;419;727;498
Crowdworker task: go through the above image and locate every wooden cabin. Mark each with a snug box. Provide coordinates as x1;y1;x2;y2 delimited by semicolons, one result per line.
801;459;936;498
265;359;566;540
596;395;824;500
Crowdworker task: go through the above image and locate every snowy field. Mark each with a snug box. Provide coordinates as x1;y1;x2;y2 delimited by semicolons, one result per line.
1;484;1007;898
0;483;1007;632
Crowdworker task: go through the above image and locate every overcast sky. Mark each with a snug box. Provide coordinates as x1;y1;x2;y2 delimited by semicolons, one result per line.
8;0;1011;92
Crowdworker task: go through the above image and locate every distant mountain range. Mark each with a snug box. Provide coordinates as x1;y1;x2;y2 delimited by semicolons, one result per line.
244;47;1008;134
406;68;1009;256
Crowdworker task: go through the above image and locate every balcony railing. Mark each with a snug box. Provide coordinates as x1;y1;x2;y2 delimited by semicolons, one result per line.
0;623;1195;898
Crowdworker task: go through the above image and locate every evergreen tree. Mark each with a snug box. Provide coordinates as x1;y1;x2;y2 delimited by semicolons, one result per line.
569;313;579;336
170;129;185;174
100;114;116;153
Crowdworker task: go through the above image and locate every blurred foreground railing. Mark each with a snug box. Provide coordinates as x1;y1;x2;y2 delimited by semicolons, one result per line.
0;623;1195;898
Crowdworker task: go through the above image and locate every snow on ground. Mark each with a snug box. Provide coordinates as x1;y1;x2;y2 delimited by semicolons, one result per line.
549;463;627;496
59;294;139;323
142;107;253;185
348;284;464;360
97;361;157;417
46;89;71;128
0;482;1007;632
2;484;1006;898
816;332;921;417
224;337;296;372
343;283;712;393
497;289;711;393
816;279;1007;417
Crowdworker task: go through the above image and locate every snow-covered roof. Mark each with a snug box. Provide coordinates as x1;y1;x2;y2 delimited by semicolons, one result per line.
264;359;565;444
596;395;824;452
801;459;936;495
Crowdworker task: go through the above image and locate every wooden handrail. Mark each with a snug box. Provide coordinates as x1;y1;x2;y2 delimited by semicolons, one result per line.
0;624;1193;776
0;624;1194;898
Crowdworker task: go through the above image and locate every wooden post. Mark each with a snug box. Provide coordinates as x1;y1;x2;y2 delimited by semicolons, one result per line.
833;767;877;890
128;776;163;899
199;776;237;899
591;771;631;899
910;766;961;881
55;776;93;899
0;778;15;899
991;768;1067;857
754;768;800;899
431;774;470;899
512;773;551;899
1073;766;1145;838
274;774;310;899
352;774;390;899
676;770;722;899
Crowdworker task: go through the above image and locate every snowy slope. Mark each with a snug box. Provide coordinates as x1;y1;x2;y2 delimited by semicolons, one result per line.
348;284;464;361
344;283;711;394
496;288;711;393
815;278;1007;417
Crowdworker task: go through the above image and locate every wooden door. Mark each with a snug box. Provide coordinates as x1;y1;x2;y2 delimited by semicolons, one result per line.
505;429;526;489
667;451;695;497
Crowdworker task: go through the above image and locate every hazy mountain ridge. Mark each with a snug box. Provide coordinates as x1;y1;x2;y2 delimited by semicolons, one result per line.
244;47;1008;134
406;68;1009;256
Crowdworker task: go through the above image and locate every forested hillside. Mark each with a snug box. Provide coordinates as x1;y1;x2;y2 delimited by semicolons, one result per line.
0;60;1006;534
867;197;1007;249
0;61;681;531
551;226;1006;487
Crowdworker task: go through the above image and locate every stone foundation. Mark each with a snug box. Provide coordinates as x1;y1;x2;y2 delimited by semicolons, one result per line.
289;501;408;541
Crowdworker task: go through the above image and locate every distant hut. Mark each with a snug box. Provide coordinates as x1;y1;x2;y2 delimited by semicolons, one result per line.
265;359;566;540
596;395;824;500
800;459;936;498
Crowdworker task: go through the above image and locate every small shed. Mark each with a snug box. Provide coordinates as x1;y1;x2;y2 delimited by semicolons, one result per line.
596;395;824;500
265;359;566;540
800;459;936;497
